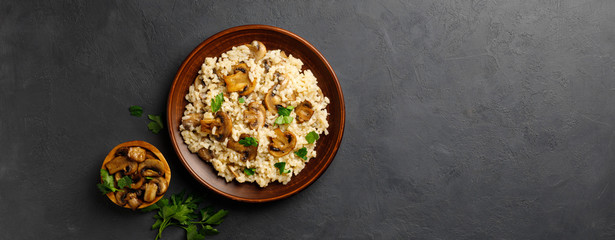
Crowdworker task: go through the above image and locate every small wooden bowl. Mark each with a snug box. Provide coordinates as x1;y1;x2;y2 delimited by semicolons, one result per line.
101;141;171;209
167;25;345;202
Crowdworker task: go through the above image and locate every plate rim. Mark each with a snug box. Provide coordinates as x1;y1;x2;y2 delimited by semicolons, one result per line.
166;24;345;202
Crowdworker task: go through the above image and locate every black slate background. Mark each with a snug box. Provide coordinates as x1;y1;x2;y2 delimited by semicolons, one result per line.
2;0;615;239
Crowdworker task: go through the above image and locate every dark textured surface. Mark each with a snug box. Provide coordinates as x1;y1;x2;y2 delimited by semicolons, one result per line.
2;0;615;239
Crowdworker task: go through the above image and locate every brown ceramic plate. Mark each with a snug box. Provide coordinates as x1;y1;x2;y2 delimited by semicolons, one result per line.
167;25;345;202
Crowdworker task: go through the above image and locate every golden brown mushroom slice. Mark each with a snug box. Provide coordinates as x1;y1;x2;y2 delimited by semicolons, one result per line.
295;100;314;123
196;147;215;161
223;62;256;96
137;159;165;178
263;72;289;112
246;40;267;61
125;191;142;210
227;133;258;161
244;102;266;130
105;156;137;175
181;113;202;130
268;128;297;157
200;111;233;142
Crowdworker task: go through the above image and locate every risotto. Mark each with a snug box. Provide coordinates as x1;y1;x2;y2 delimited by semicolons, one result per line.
179;41;330;187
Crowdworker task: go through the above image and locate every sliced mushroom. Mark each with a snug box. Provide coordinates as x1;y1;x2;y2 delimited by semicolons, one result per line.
200;111;233;142
213;68;224;81
182;113;202;129
197;147;214;161
295;100;314;123
126;192;142;210
114;172;123;183
115;191;127;206
262;59;271;73
115;147;129;156
246;40;267;61
127;147;146;163
227;134;258;161
138;159;165;178
223;62;255;96
194;75;204;89
268;128;297;157
244;102;266;130
149;177;168;195
143;182;158;202
106;156;137;175
130;175;145;189
264;71;291;112
145;151;157;160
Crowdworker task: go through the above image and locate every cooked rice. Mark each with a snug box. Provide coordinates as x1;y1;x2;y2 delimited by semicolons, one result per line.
179;42;329;187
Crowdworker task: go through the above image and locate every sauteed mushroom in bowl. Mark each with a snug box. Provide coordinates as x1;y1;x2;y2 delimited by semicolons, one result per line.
99;141;171;210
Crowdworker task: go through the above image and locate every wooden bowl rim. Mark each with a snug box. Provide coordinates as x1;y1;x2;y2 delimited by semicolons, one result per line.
101;140;172;209
166;24;345;202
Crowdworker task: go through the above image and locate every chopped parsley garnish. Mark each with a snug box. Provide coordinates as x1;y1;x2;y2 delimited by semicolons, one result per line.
238;137;258;147
243;168;256;176
96;169;118;194
274;162;291;174
277;105;294;116
211;93;224;113
238;97;245;103
117;176;133;189
142;191;228;240
147;114;164;134
305;131;319;144
275;105;295;125
294;147;308;160
274;116;293;125
129;105;143;117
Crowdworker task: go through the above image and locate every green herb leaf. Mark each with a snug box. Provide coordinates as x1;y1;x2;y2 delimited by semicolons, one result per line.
274;162;291;174
277;105;294;116
243;168;256;176
96;169;118;194
129;105;143;117
238;97;245;103
274;115;294;125
306;131;319;144
275;105;295;125
186;225;205;240
211;93;224;113
143;191;228;240
147;114;164;134
294;147;308;160
201;225;219;235
238;137;258;147
117;176;133;189
205;209;229;225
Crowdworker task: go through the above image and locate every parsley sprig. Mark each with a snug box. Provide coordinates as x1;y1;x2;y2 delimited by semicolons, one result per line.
306;131;319;144
148;114;164;134
275;106;294;125
129;105;143;117
294;147;308;160
238;137;258;147
97;169;118;194
274;162;291;174
243;168;256;176
142;191;228;240
211;93;224;113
